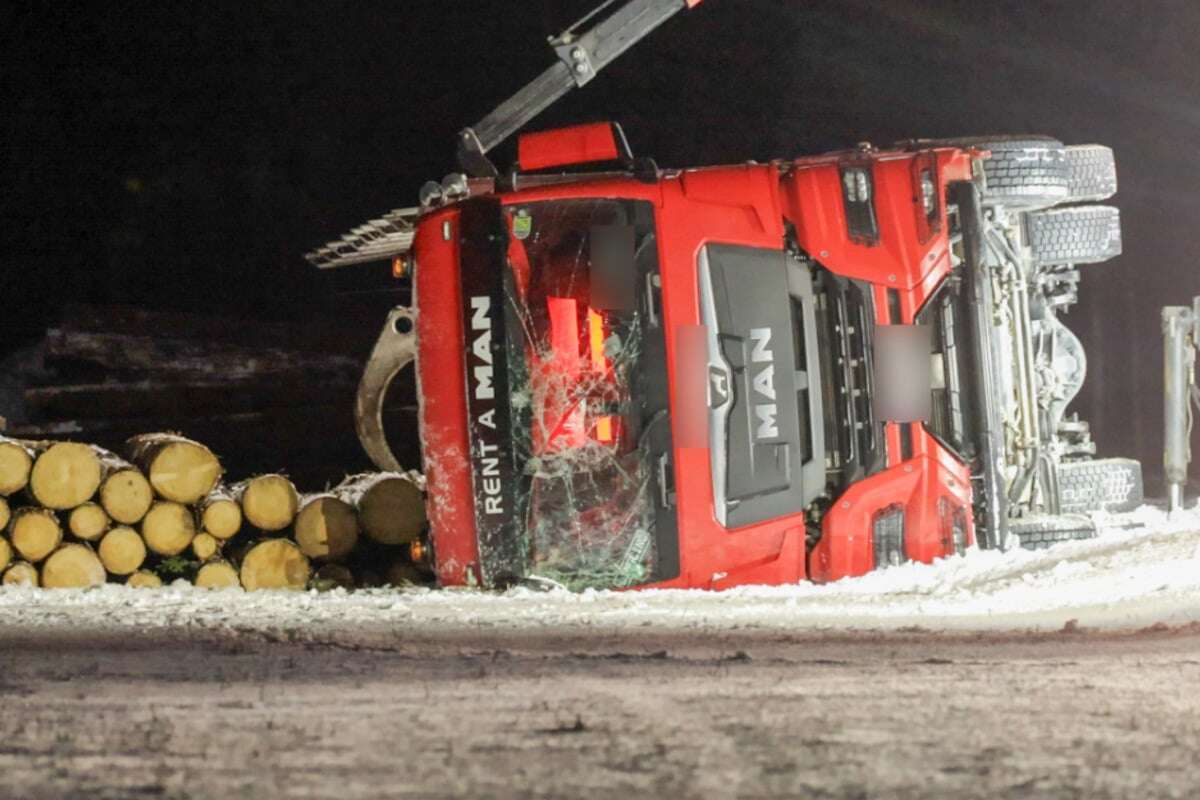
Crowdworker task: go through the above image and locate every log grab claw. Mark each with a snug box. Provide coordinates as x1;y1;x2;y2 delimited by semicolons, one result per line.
356;306;417;472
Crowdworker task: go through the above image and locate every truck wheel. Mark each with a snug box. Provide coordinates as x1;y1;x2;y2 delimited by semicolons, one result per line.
1065;144;1117;201
1010;515;1097;550
941;136;1070;208
1055;457;1143;514
1027;205;1122;267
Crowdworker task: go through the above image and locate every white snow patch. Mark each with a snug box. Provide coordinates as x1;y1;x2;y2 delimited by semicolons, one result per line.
3;505;1200;635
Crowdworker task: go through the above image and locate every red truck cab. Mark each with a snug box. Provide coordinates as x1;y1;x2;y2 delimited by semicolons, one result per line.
411;131;978;590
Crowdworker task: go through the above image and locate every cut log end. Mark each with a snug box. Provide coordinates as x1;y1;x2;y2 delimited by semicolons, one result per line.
126;569;163;588
294;495;359;560
98;526;147;576
195;560;241;590
240;474;299;531
142;501;196;556
68;502;111;542
128;435;222;504
0;497;9;532
0;441;33;496
0;536;11;573
42;543;107;588
191;532;219;562
100;468;154;525
3;560;39;587
200;497;242;540
384;559;430;587
239;539;311;591
11;507;64;563
359;476;426;545
30;442;102;510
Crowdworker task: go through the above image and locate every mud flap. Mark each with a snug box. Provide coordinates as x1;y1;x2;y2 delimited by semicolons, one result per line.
355;306;417;472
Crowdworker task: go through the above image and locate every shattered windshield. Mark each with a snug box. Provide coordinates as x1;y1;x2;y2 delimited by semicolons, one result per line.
500;199;675;590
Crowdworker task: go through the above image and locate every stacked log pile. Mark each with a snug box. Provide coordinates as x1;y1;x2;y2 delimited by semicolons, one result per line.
0;433;430;591
6;304;419;489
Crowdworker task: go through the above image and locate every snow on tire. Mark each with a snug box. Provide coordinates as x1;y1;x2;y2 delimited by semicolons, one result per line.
968;137;1070;208
1010;515;1098;551
1027;204;1122;267
912;136;1070;208
1065;144;1117;201
1056;457;1144;515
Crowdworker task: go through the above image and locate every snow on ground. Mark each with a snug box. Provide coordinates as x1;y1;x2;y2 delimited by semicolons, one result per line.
3;505;1200;636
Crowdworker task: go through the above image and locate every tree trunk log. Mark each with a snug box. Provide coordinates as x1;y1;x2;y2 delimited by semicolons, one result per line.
337;473;425;545
68;502;110;542
236;474;299;532
3;560;38;586
294;494;359;560
97;526;147;576
41;543;106;588
6;405;420;493
55;303;377;357
141;501;196;556
312;562;355;591
126;433;222;504
10;507;63;562
385;559;429;587
0;497;9;532
191;532;219;562
25;379;356;421
198;487;242;540
195;560;240;589
0;439;34;496
239;539;311;591
99;468;154;524
0;535;11;573
44;329;360;383
29;442;102;509
126;569;162;588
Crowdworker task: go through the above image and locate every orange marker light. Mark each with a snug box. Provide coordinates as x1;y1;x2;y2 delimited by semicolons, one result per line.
392;254;410;279
588;309;607;372
588;309;614;442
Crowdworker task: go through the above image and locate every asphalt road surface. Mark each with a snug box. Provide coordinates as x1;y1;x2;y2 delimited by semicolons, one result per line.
3;623;1200;799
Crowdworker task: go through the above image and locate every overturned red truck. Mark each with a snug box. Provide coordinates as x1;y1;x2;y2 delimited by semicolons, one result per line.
307;0;1140;590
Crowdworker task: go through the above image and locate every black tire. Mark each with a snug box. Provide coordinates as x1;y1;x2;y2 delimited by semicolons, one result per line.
1056;457;1143;514
936;136;1069;208
1010;515;1097;551
1027;205;1122;266
1065;144;1117;202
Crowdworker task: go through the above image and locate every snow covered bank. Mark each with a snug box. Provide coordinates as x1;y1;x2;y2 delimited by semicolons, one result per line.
3;505;1200;635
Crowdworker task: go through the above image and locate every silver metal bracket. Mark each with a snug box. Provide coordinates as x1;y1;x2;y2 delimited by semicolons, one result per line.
553;41;598;86
1163;297;1199;512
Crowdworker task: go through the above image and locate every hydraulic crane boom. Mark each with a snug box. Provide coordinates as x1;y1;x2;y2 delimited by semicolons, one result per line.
457;0;703;177
304;0;701;269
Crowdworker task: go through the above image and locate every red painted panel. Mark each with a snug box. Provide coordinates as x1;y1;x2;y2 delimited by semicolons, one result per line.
518;123;622;172
413;207;481;587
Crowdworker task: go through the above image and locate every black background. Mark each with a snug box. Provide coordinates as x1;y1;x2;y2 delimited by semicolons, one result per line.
5;1;1200;490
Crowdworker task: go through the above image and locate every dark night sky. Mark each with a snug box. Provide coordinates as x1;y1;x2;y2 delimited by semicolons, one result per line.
5;0;1200;486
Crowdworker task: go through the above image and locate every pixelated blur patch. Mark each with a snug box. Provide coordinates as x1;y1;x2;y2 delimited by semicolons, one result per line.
590;224;636;310
674;323;708;448
872;324;932;423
